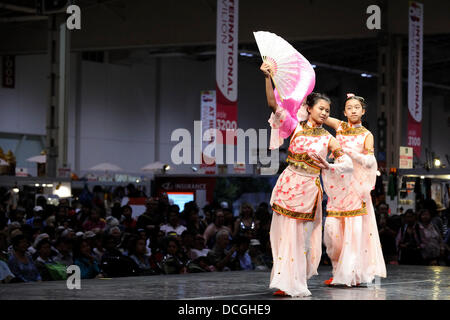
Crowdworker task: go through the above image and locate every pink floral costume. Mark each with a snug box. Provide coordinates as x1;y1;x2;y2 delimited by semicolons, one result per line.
268;104;353;297
323;121;386;286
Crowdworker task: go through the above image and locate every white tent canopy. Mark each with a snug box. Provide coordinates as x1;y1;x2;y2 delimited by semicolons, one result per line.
26;154;46;163
88;162;123;172
141;161;165;171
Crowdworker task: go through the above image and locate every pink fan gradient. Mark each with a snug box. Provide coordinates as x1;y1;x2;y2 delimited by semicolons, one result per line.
273;51;315;124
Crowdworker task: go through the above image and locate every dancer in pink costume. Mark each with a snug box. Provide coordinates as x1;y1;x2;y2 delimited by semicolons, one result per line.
322;93;386;287
260;63;353;297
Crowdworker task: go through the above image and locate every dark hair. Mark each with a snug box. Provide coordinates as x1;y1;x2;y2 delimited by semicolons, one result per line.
305;92;331;108
164;236;180;252
73;238;89;259
127;235;143;256
345;95;367;109
121;205;132;213
36;238;51;251
11;234;27;248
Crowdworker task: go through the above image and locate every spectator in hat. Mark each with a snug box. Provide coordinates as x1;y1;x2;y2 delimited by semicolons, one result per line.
248;238;270;271
26;206;44;228
34;237;66;281
105;216;120;234
160;209;187;236
8;234;41;282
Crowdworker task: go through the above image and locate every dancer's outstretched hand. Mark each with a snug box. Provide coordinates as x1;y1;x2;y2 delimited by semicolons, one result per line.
309;153;330;170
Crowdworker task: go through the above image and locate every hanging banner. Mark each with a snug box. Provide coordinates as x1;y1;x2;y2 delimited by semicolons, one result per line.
407;1;423;157
200;91;216;174
216;0;238;145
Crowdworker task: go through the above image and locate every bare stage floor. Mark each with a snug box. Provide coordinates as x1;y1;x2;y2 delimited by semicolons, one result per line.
0;265;448;300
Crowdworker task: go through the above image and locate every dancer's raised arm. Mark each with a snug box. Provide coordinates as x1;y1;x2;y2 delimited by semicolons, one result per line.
323;116;341;131
260;62;278;113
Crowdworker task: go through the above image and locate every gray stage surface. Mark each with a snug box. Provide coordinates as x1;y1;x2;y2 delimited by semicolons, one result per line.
0;265;448;300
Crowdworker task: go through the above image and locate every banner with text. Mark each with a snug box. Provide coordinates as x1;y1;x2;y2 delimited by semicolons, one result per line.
200;91;217;174
407;1;423;157
216;0;238;145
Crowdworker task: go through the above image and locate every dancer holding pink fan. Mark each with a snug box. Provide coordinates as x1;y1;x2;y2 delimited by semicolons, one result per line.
255;31;354;297
322;93;386;287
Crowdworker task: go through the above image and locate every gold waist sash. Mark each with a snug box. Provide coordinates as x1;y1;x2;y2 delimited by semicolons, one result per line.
286;151;321;175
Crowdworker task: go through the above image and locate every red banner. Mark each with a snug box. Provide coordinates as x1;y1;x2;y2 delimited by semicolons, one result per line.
216;0;238;145
407;114;422;158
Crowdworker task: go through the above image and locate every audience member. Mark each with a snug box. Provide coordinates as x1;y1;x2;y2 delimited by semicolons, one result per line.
82;207;106;231
8;234;41;282
396;210;422;265
417;209;445;266
73;238;101;279
160;209;187;236
207;229;235;272
161;237;188;274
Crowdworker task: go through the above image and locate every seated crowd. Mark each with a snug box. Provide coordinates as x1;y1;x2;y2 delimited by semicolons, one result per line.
0;186;448;284
0;191;274;283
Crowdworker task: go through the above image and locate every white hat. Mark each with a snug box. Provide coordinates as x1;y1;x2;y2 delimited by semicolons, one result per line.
220;201;228;209
250;239;261;246
83;231;96;239
106;216;119;227
33;206;44;212
75;231;84;238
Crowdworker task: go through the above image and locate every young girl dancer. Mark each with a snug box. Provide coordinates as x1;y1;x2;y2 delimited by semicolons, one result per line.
261;63;353;297
322;93;386;286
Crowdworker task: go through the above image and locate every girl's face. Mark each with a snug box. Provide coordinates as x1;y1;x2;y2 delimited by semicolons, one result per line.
420;211;431;224
136;239;146;255
167;241;178;255
39;242;51;258
123;207;132;217
16;238;29;252
80;241;91;257
308;99;330;124
344;98;365;123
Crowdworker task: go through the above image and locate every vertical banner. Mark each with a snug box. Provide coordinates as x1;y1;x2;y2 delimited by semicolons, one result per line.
407;1;423;157
216;0;238;145
2;55;15;88
200;91;217;174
